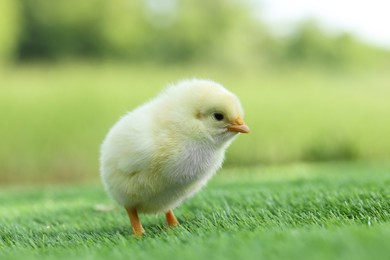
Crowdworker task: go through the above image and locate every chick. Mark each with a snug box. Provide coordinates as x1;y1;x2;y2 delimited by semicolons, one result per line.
100;79;249;236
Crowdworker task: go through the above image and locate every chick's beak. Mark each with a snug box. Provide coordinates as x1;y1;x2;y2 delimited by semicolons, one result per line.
226;117;250;133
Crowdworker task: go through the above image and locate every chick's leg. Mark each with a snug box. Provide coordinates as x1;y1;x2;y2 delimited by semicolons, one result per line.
125;207;145;237
165;209;180;226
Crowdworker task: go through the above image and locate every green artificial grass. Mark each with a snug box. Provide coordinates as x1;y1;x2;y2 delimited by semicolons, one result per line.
1;162;390;259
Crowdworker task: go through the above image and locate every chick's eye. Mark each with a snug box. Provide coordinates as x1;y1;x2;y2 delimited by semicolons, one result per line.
213;112;224;121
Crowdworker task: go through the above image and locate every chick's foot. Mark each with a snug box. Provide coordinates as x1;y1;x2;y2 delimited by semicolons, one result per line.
126;207;145;237
166;209;180;227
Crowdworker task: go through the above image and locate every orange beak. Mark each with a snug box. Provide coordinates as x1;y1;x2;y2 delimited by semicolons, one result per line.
226;117;250;133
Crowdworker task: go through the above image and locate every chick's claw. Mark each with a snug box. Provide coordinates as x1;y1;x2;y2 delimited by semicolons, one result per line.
132;227;145;237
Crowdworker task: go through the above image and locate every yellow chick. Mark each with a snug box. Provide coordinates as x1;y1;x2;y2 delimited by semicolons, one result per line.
100;79;249;236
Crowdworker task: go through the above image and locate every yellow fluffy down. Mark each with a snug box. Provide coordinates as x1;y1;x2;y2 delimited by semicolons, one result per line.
100;79;249;213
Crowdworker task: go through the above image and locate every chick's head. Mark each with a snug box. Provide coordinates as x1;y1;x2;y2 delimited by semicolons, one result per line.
160;79;249;146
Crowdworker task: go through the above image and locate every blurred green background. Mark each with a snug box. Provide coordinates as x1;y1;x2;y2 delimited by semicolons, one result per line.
1;0;390;184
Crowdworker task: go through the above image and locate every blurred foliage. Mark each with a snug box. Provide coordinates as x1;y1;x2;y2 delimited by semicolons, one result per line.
0;0;388;66
276;21;389;68
15;0;256;63
0;0;20;65
302;137;358;162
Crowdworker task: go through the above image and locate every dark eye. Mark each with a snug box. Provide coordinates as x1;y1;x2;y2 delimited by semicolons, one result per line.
213;112;224;121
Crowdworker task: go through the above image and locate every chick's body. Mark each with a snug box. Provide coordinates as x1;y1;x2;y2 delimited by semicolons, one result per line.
100;79;249;234
100;106;225;213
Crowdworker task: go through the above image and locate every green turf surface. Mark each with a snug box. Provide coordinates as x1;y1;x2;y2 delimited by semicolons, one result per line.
1;162;390;259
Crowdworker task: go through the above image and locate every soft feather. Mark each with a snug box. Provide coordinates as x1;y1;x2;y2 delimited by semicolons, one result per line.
100;79;249;216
